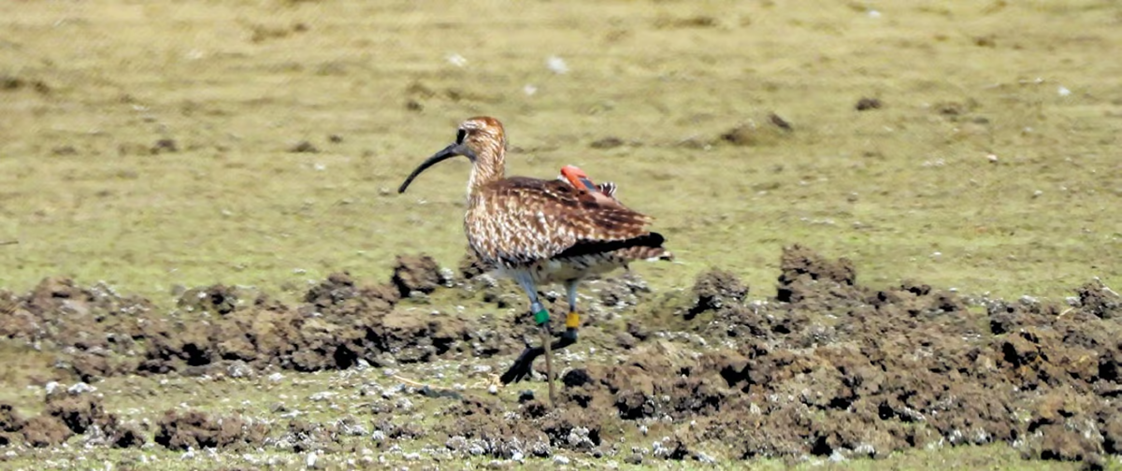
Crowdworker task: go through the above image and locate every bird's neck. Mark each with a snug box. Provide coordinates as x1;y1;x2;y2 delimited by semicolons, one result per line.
466;141;505;197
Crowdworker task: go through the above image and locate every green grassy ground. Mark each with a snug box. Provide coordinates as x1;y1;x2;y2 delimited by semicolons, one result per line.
1;0;1118;304
2;1;1121;469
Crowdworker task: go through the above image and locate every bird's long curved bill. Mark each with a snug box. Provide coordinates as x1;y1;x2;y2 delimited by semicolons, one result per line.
398;143;476;193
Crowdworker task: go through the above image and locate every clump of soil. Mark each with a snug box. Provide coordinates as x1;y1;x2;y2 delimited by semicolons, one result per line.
46;393;108;435
177;284;240;315
0;403;25;446
20;416;72;448
392;254;447;297
155;410;269;451
101;414;147;448
720;114;793;147
457;251;495;281
776;243;857;303
684;268;749;318
856;97;883;111
1074;279;1121;319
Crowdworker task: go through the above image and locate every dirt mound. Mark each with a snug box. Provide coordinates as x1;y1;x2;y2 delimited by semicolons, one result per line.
684;268;749;319
0;277;155;381
2;401;72;448
422;245;1119;466
776;243;857;303
101;414;147;448
0;387;144;449
546;245;1120;465
457;251;495;281
1074;279;1121;320
392;254;448;297
19;416;72;448
0;256;493;381
46;392;108;435
0;403;24;446
176;284;243;315
1;246;1120;466
155;410;269;451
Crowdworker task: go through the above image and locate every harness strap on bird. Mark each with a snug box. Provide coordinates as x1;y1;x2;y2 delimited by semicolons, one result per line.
560;165;598;193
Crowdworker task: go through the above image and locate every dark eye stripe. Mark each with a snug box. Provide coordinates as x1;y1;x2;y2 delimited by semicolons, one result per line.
456;129;466;144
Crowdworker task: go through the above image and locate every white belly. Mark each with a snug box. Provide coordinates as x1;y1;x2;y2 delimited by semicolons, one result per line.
497;255;625;285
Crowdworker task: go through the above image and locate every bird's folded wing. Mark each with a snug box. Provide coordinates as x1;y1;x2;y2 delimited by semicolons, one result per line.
468;177;652;266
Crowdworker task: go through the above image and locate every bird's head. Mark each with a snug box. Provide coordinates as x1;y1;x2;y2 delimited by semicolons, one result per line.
398;116;507;194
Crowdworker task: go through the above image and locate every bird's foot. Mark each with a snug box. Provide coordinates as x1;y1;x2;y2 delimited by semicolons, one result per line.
500;331;580;385
560;327;578;342
500;345;540;385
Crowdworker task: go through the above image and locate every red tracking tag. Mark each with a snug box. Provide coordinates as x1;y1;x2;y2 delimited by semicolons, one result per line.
561;165;598;192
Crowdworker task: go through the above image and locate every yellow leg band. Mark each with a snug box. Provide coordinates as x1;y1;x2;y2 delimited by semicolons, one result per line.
565;312;581;329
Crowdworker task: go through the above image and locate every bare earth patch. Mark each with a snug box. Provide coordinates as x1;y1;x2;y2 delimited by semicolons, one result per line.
0;246;1119;468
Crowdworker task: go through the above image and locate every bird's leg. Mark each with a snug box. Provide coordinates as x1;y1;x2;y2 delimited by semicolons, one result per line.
540;305;556;406
499;280;584;388
500;274;559;406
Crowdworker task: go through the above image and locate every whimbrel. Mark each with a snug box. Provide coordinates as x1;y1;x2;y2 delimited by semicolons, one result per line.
398;117;672;402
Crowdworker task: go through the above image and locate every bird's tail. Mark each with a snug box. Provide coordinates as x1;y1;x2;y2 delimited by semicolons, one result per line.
556;232;671;261
607;232;673;262
619;245;674;262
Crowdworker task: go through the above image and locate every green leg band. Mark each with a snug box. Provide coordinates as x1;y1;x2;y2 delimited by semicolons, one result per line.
533;308;550;326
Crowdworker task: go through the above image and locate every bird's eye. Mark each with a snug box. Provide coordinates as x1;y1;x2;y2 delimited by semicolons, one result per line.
456;129;466;144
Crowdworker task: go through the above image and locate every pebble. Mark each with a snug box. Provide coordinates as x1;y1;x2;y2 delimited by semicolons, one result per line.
68;382;96;395
227;361;252;378
447;53;467;67
547;56;568;74
396;398;413;411
309;391;335;402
